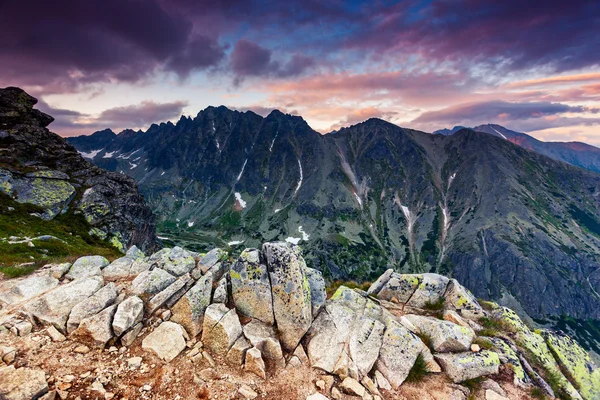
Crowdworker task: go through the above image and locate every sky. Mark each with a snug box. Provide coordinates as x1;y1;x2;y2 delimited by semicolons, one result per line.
1;0;600;144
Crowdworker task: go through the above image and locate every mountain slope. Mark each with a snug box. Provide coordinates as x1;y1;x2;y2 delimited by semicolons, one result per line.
68;109;600;322
0;87;157;256
435;123;600;174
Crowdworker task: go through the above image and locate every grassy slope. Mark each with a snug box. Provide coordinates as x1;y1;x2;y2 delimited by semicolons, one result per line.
0;192;122;277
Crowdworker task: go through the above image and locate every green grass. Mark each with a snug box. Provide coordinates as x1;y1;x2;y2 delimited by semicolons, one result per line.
473;336;494;350
530;387;547;399
462;376;484;392
423;296;446;311
405;353;428;383
325;280;372;298
417;332;434;350
477;316;512;337
0;192;122;277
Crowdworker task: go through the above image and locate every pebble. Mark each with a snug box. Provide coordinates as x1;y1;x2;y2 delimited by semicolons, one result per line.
238;384;258;399
471;344;481;352
127;356;143;369
73;345;90;354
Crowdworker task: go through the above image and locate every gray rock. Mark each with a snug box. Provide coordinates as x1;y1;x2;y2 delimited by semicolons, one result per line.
305;267;326;317
212;276;228;304
263;242;312;351
147;273;191;314
171;272;213;337
126;245;145;259
404;314;475;352
46;326;66;342
444;279;485;321
242;319;284;365
406;273;450;308
71;304;117;347
230;249;275;325
25;276;104;332
202;304;243;355
0;275;59;305
227;335;252;365
349;317;385;378
121;322;143;346
340;377;365;397
65;256;109;280
101;257;135;281
49;263;71;280
244;347;266;379
434;351;501;383
67;283;117;333
141;321;187;362
0;366;48;400
112;296;144;336
131;268;176;298
376;273;421;303
367;268;394;296
198;248;227;274
375;317;424;389
158;247;196;276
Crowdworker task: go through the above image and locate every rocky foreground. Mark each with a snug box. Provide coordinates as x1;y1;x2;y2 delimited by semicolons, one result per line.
0;243;599;400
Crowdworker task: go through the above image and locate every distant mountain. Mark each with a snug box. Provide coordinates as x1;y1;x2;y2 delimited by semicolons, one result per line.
0;87;157;252
68;109;600;323
432;126;466;136
435;123;600;174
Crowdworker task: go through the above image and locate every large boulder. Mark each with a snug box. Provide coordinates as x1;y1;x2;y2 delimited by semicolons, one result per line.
147;273;191;314
444;279;485;321
67;282;117;333
230;249;274;325
202;304;243;355
404;314;475;352
131;268;176;299
489;337;530;388
71;304;117;347
0;275;59;306
171;272;213;337
367;268;394;296
101;256;136;280
0;366;48;400
349;317;385;378
304;267;326;317
541;330;600;400
434;351;500;383
263;242;312;351
25;276;104;332
142;321;187;362
155;247;196;276
376;273;421;303
65;256;109;280
197;248;227;275
112;296;144;336
406;273;449;308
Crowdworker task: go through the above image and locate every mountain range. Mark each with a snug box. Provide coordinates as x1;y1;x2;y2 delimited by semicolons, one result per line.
67;107;600;325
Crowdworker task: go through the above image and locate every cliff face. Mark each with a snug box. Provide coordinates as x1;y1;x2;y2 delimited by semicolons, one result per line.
0;87;157;252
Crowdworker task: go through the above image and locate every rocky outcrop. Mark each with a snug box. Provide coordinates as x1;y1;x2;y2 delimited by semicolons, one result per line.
0;86;157;252
1;242;598;400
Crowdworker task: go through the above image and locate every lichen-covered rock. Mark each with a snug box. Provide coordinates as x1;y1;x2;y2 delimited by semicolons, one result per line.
202;304;243;355
0;275;59;305
242;319;284;365
131;268;176;298
0;366;48;400
406;273;450;308
541;330;600;400
375;317;424;389
71;304;117;347
198;248;227;274
404;314;475;352
213;276;228;304
488;337;530;388
67;282;117;333
444;279;485;321
25;276;104;332
376;273;421;303
349;317;385;378
434;351;500;383
230;249;275;325
141;321;187;362
101;256;136;280
304;267;326;317
112;296;144;336
171;272;213;337
367;268;394;296
156;247;196;276
263;242;312;351
65;256;109;280
147;273;191;314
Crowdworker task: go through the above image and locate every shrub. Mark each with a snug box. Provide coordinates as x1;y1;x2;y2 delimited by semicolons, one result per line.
424;296;445;311
530;387;547;399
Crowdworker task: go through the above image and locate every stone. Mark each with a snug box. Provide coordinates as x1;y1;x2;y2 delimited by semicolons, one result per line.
171;272;213;337
126;246;145;259
242;319;284;365
488;337;530;388
67;283;117;333
158;247;196;276
50;263;71;280
73;345;90;354
304;267;326;316
71;304;117;346
331;387;343;400
367;268;394;296
0;366;48;400
481;380;507;397
25;276;104;332
349;317;385;378
376;273;421;303
434;351;500;383
65;256;109;280
293;344;310;365
131;268;176;298
471;344;481;352
374;370;392;391
485;390;509;400
10;321;32;336
0;275;60;306
404;314;475;352
227;336;252;365
340;377;365;397
127;356;143;369
47;326;66;342
444;279;485;320
230;248;275;325
244;347;266;379
361;376;380;397
443;310;472;329
198;248;227;274
141;321;187;362
405;273;449;308
421;346;442;373
201;304;243;355
147;273;191;314
540;330;600;400
2;346;17;363
112;296;144;336
238;384;258;400
263;242;312;351
306;394;329;400
212;276;228;304
121;322;143;346
375;317;423;389
101;257;135;281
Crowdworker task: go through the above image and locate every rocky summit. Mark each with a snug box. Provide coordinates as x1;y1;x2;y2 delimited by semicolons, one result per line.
1;242;599;400
0;87;157;253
